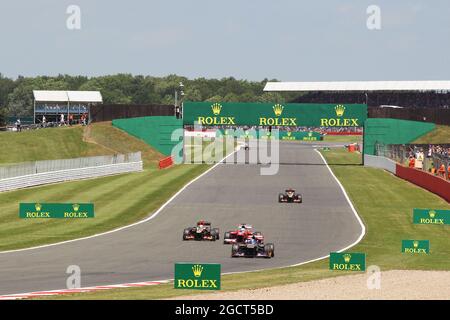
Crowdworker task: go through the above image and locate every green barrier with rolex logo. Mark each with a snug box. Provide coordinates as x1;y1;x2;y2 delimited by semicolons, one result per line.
174;263;221;290
329;252;366;271
19;203;94;219
184;102;367;127
402;240;430;254
413;209;450;225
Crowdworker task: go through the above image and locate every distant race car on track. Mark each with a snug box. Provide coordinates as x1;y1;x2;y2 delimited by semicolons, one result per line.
223;224;263;244
231;236;274;258
278;188;302;203
182;220;220;241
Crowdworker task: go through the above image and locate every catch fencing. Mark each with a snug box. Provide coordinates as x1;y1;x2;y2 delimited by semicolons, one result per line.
375;143;450;179
0;152;143;192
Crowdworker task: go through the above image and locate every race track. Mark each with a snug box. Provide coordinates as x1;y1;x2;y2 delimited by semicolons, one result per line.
0;142;363;295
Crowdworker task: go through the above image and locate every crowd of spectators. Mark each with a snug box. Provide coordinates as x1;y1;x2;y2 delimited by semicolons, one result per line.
35;103;88;114
405;144;450;180
12;113;89;132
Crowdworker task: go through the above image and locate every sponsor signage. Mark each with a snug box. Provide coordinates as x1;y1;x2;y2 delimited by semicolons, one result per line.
402;240;430;254
413;209;450;225
329;252;366;271
174;263;221;290
19;203;95;219
184;102;367;127
279;131;322;141
216;129;323;141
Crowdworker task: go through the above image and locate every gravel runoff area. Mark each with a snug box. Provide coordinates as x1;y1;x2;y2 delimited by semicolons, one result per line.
170;270;450;300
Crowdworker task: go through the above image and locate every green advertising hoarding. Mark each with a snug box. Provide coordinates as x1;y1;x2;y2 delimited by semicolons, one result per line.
183;102;367;127
402;240;430;254
217;129;323;141
19;203;95;219
174;263;221;290
329;252;366;271
413;209;450;225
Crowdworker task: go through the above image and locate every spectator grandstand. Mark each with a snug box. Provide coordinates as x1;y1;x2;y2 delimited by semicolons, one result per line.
33;90;102;125
264;81;450;125
290;91;450;109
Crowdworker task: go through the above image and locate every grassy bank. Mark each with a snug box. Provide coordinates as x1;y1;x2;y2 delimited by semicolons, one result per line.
0;164;209;251
41;148;449;299
413;125;450;144
0;122;162;166
323;135;362;143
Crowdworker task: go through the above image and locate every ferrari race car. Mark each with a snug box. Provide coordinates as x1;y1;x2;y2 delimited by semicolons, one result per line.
223;224;263;244
278;188;302;203
231;236;274;258
182;220;220;241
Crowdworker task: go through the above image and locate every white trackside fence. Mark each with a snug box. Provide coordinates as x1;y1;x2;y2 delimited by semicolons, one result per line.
0;152;143;192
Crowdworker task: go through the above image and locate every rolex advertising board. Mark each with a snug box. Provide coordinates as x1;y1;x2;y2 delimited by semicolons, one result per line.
174;263;221;290
19;203;95;219
413;209;450;225
329;252;366;271
183;102;367;127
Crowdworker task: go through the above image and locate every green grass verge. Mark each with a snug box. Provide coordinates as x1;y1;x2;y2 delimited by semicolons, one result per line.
40;147;449;299
184;138;237;163
0;122;163;166
413;125;450;144
0;126;101;165
0;164;208;251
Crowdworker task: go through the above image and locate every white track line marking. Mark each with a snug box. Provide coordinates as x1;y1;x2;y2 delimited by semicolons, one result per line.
0;145;365;299
0;146;241;255
222;148;366;275
0;280;171;300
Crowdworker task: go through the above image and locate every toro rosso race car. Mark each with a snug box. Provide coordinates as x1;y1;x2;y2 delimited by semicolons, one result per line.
182;220;219;241
231;236;274;258
278;188;302;203
223;224;263;244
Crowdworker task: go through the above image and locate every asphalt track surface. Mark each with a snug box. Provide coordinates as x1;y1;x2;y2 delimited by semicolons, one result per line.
0;141;363;295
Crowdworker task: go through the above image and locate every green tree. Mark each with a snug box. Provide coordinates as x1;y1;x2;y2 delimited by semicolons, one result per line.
205;95;223;102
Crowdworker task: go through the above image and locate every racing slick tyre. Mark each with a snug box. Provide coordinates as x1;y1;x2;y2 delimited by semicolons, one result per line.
231;244;239;257
264;243;274;258
278;193;284;203
223;232;231;244
213;228;220;240
182;228;190;241
210;229;217;241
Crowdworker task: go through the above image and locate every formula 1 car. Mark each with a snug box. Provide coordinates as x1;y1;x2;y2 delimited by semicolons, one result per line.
231;237;274;258
278;188;302;203
223;224;263;244
182;220;220;241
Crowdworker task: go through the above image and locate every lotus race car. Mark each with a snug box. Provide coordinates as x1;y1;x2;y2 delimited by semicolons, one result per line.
223;224;263;244
183;220;219;241
231;236;274;258
278;188;302;203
